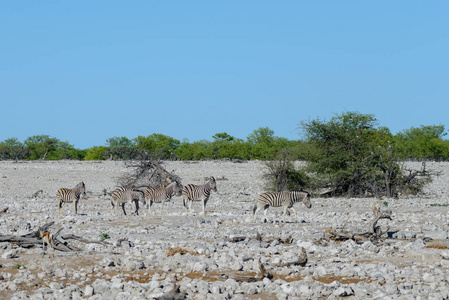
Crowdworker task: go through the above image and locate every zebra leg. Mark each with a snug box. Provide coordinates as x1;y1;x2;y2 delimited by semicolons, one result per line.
188;200;194;215
58;201;63;216
202;199;208;216
283;205;288;223
121;203;127;216
182;196;189;212
74;199;79;216
148;201;153;216
263;206;271;223
290;207;298;222
135;200;139;215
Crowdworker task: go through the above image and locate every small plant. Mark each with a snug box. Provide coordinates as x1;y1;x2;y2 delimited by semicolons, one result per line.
12;264;24;269
103;189;107;196
383;201;389;207
99;233;110;240
429;203;449;207
32;190;44;198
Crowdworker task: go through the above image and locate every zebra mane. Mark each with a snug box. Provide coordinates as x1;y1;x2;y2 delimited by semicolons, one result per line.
75;182;85;188
204;176;215;184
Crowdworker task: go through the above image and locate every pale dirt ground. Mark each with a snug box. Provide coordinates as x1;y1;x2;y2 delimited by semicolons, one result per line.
0;160;449;299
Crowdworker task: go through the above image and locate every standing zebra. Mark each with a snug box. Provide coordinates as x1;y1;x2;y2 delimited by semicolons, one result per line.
56;182;86;216
111;187;146;216
252;191;312;223
145;181;183;215
182;177;217;215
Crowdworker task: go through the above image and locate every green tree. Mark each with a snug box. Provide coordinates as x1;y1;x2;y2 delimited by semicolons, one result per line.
210;133;250;160
212;132;235;142
300;111;402;197
174;139;212;160
247;127;275;145
105;136;141;160
47;141;83;160
0;138;30;160
24;135;60;160
106;136;135;148
247;127;282;160
395;125;449;160
84;146;109;160
134;134;180;159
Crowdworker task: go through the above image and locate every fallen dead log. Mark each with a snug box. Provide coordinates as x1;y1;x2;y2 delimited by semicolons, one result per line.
219;262;273;283
226;232;293;245
0;222;110;252
61;234;111;245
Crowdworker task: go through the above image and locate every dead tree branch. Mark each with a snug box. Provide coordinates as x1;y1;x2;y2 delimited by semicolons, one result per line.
0;207;8;216
324;202;393;244
275;247;308;267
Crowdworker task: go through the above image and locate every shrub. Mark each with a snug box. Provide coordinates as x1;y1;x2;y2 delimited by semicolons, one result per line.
263;149;309;192
84;146;109;160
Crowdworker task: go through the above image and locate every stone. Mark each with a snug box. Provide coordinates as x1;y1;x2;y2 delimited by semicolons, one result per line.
2;249;19;259
84;285;94;297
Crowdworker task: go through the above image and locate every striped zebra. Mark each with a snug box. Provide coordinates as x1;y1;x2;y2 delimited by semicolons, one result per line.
56;182;86;216
182;176;217;215
145;181;183;215
252;191;312;223
111;187;146;216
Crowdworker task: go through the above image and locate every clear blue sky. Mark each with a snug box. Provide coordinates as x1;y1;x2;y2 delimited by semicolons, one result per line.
1;1;448;149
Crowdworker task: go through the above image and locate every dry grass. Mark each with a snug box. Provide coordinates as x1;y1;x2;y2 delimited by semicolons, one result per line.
166;247;199;256
424;243;449;249
312;275;374;285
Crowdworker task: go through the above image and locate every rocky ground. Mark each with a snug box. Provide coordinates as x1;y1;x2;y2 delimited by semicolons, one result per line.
0;160;449;300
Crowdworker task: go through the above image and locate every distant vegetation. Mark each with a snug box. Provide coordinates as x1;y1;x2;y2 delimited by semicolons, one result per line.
1;112;448;162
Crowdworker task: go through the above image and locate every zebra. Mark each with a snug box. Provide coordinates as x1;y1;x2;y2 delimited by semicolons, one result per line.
145;181;183;215
111;187;146;216
56;182;86;216
252;191;312;223
182;176;217;215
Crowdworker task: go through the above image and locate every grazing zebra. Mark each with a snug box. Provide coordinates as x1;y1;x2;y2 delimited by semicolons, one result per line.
56;182;86;216
252;191;312;223
145;181;183;215
182;176;217;215
111;187;146;216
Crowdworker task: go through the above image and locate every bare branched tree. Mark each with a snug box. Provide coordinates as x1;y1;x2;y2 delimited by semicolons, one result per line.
398;161;440;195
117;152;182;189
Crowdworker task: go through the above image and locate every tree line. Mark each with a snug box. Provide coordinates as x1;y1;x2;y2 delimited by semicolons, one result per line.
0;115;448;162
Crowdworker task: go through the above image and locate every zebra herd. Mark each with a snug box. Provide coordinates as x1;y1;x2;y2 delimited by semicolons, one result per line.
56;176;312;223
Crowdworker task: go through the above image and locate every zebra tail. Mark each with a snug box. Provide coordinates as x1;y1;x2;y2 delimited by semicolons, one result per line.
252;202;258;215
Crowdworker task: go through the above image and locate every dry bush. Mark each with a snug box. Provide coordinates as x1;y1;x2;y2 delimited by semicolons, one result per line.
118;152;181;188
